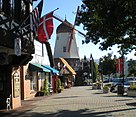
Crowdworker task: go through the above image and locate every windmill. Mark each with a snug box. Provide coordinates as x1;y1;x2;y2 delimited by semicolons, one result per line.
53;6;90;54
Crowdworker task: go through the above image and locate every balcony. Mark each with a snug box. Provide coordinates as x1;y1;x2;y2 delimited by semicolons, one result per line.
0;0;34;65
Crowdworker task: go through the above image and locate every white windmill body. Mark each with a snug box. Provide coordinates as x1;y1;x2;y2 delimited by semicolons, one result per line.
54;19;80;73
54;19;79;59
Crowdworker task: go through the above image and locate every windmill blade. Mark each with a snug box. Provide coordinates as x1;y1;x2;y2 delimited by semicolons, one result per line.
77;31;85;38
53;13;89;46
67;6;81;52
53;13;86;38
75;29;86;37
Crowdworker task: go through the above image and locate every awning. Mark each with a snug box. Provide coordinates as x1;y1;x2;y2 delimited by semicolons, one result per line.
42;65;59;74
29;63;50;72
59;57;76;75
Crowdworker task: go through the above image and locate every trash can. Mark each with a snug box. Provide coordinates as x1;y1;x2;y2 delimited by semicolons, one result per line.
117;85;124;95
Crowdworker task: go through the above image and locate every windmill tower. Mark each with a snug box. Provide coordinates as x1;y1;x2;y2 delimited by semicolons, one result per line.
54;19;80;72
54;19;79;58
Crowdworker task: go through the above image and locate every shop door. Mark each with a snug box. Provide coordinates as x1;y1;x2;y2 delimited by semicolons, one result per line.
0;65;12;109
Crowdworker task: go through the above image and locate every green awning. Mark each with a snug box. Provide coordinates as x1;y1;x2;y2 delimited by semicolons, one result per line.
42;65;59;74
29;63;50;72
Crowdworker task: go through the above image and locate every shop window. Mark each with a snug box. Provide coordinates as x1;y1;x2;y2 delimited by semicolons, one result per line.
30;74;37;91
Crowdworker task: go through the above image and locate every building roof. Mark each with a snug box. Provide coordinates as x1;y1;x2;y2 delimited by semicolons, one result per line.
56;19;73;33
59;57;76;75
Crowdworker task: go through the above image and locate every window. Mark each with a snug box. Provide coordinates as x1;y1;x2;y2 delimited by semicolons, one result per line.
63;46;66;52
30;72;37;91
56;36;59;40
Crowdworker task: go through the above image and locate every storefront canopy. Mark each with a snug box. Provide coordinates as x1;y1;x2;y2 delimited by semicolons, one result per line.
59;57;76;75
29;63;50;72
42;65;59;74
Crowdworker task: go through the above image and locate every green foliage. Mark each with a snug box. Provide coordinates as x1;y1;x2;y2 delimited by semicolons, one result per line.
104;83;112;88
103;85;109;90
99;53;116;76
57;78;62;93
90;58;97;82
76;0;136;54
129;85;136;90
44;78;49;95
128;59;136;77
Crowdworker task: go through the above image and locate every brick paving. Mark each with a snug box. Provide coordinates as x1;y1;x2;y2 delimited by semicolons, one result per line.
1;86;136;117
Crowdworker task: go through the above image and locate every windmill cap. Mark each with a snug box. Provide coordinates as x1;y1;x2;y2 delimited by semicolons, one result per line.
56;19;73;33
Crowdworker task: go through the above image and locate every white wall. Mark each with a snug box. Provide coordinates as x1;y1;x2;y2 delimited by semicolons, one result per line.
30;40;50;65
54;32;79;58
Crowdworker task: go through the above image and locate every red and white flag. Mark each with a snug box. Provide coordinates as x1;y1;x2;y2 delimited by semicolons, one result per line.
116;58;123;75
38;12;54;43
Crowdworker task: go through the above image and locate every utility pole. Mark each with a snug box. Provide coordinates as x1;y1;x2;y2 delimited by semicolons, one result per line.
122;50;125;91
90;54;93;82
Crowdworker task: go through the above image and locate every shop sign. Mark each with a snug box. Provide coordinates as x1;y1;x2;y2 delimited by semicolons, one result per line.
13;72;20;97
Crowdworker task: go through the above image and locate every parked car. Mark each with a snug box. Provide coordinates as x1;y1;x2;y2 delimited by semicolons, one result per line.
113;81;130;93
110;78;136;93
103;77;113;83
110;78;124;92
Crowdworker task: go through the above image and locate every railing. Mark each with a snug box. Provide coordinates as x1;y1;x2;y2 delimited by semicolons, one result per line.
0;0;13;16
6;94;11;111
0;0;30;22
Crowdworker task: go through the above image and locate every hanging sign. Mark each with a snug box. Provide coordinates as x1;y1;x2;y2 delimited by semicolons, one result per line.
14;38;21;56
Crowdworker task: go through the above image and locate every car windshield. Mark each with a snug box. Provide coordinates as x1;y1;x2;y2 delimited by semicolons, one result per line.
124;81;130;85
112;78;123;82
112;78;129;83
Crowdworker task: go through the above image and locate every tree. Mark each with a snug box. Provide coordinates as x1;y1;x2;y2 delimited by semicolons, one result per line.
128;59;136;77
99;53;116;77
90;54;97;82
76;0;136;54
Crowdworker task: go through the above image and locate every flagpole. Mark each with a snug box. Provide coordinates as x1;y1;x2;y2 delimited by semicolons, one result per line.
41;8;59;19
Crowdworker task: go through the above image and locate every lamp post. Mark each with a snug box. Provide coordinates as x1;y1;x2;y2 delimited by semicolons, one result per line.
122;50;125;93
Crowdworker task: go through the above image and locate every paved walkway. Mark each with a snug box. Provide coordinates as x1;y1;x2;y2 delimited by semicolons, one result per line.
1;86;136;117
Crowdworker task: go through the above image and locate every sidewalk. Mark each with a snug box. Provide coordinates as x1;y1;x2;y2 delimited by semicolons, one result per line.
0;95;50;117
1;86;136;117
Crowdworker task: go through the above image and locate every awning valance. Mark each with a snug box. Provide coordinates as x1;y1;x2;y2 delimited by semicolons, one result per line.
42;65;59;74
29;63;50;72
59;57;76;75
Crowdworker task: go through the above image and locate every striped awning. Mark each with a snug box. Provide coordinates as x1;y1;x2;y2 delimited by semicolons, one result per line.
59;57;76;75
29;63;50;72
42;65;59;74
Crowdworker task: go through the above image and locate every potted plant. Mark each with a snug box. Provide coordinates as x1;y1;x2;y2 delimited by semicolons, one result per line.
127;81;136;96
127;85;136;97
44;78;49;95
92;83;97;89
103;85;110;93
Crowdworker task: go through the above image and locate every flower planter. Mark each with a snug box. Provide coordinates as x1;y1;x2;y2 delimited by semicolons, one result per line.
92;83;102;90
103;87;109;93
127;90;136;97
92;84;97;89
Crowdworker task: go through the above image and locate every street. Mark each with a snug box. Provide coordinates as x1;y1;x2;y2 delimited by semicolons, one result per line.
1;86;136;117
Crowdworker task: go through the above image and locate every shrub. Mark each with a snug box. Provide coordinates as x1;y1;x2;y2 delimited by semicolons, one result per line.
57;78;62;93
103;85;109;90
104;83;112;88
44;78;49;95
129;85;136;90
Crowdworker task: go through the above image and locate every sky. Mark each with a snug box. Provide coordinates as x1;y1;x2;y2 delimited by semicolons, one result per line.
34;0;136;60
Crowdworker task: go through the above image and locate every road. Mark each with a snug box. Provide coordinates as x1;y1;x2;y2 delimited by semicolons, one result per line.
1;86;136;117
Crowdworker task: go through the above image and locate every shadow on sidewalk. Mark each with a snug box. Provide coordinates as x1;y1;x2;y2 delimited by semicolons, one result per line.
1;107;136;117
